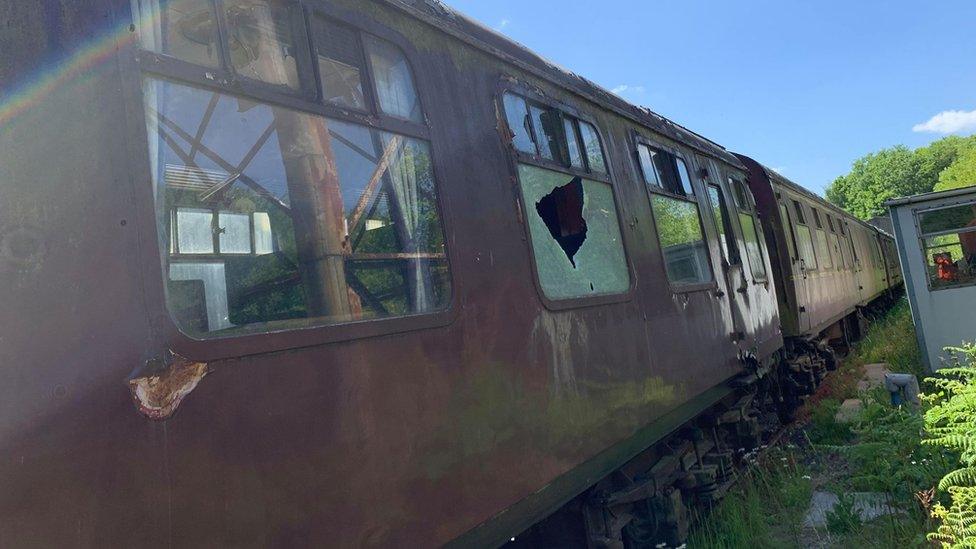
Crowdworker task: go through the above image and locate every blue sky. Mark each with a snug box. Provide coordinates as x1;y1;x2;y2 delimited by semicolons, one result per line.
446;0;976;195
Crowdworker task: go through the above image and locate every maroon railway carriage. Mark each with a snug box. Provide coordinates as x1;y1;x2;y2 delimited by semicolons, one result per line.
0;0;895;547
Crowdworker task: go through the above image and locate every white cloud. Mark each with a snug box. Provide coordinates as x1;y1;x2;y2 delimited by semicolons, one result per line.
611;84;646;96
495;19;510;31
912;109;976;134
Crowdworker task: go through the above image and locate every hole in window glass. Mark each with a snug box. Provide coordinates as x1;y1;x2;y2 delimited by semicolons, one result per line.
739;212;767;279
364;34;423;123
535;177;587;267
652;195;712;286
143;78;451;337
223;0;301;89
578;122;606;174
312;17;366;110
132;0;221;68
517;164;629;299
503;93;536;154
707;185;739;265
919;203;976;235
563;119;584;169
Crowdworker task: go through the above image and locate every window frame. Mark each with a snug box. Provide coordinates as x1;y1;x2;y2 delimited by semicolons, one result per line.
497;83;634;311
122;2;459;360
914;199;976;292
728;175;768;282
634;133;717;294
790;197;819;271
500;89;613;184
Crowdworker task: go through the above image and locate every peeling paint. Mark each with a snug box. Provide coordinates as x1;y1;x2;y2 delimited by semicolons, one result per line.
127;352;209;420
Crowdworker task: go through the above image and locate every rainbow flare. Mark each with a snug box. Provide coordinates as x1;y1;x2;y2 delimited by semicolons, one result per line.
0;13;142;135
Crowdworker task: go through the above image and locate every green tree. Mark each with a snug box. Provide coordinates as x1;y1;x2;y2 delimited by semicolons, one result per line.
936;148;976;191
826;136;976;220
826;146;925;220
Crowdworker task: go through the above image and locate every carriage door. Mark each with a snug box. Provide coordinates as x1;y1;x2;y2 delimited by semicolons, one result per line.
706;181;747;341
778;197;811;332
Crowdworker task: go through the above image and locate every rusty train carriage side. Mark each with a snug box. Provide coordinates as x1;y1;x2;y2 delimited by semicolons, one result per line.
0;0;895;547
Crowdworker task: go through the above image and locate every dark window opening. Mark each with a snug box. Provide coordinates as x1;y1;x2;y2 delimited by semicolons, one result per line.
811;208;823;229
792;200;806;224
637;143;693;198
536;177;588;267
826;214;836;232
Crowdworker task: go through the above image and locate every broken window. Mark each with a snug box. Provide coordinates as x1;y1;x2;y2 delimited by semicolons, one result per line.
312;16;367;110
918;202;976;289
364;34;424;123
143;78;451;337
652;194;713;286
530;104;561;162
517;164;629;299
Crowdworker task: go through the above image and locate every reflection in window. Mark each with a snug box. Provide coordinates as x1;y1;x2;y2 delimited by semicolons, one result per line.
652;195;712;286
564;119;584;169
637;144;662;188
707;185;739;265
365;34;423;122
517;164;630;299
313;16;367;110
739;213;767;280
223;0;301;89
919;202;976;289
143;78;451;337
503;93;535;154
132;0;222;68
529;105;559;161
579;122;606;174
674;158;694;196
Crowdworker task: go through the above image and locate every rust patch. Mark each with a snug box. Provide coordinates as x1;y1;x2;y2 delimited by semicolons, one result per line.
128;353;209;420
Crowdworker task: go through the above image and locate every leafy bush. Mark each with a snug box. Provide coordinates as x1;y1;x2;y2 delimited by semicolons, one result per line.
923;345;976;546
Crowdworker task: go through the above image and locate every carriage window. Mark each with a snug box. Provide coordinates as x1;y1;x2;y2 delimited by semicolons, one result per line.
792;200;806;224
791;200;817;270
815;226;833;269
312;17;367;110
652;195;712;286
729;177;766;280
132;0;222;68
918;203;976;289
579;122;607;174
223;0;302;89
707;185;740;265
637;145;693;198
529;105;561;162
364;34;424;123
143;79;451;337
503;93;536;154
779;203;797;260
564;119;585;169
517;164;630;299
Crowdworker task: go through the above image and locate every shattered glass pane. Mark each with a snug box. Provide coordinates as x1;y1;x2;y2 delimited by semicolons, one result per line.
652;195;712;285
518;164;629;299
313;16;366;110
530;105;558;161
132;0;221;68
